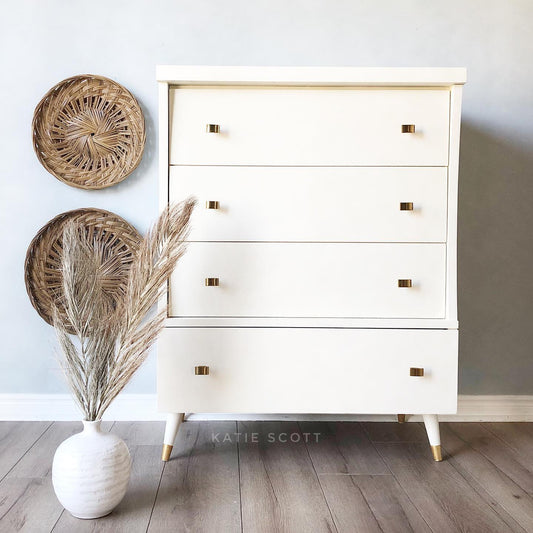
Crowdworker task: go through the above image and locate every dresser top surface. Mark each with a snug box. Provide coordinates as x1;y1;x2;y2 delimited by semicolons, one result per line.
156;65;466;86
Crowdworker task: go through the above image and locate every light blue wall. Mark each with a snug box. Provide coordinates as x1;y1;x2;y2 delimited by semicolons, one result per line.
1;0;532;394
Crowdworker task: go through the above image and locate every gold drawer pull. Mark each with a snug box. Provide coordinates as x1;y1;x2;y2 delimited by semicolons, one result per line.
410;367;424;377
205;277;220;287
195;365;210;375
400;202;414;211
398;279;412;288
401;124;416;133
206;200;220;210
206;124;220;133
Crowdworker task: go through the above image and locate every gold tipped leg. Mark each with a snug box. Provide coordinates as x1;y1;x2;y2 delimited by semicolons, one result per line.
431;445;442;462
162;444;173;462
397;414;406;424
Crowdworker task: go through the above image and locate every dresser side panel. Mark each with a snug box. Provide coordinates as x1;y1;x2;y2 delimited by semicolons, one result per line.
446;85;463;323
158;82;171;317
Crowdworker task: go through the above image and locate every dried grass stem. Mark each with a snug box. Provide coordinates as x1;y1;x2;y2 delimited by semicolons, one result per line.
53;199;196;420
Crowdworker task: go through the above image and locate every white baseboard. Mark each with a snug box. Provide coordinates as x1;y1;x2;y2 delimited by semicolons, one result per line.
0;394;532;422
0;394;164;422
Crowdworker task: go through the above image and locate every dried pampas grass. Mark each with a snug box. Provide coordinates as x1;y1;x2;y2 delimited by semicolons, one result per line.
53;199;196;421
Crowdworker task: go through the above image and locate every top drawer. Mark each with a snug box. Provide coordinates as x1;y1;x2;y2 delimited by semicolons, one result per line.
169;87;450;166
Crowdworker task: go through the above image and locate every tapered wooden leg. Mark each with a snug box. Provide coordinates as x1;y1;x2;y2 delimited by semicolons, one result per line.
397;414;406;423
422;414;442;461
162;413;184;461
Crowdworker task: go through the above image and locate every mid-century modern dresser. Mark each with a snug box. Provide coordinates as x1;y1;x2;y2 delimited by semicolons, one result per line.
156;66;466;462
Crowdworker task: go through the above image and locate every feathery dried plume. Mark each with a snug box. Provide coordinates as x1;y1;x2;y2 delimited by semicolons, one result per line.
53;198;196;421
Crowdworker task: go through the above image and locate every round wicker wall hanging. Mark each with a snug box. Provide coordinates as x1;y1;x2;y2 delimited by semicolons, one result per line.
25;208;141;332
32;75;146;190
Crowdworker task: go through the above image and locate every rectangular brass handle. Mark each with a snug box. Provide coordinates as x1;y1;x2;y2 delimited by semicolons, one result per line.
410;367;424;377
195;365;210;375
400;202;414;211
205;277;220;287
206;124;220;133
206;201;220;209
398;279;412;288
401;124;416;133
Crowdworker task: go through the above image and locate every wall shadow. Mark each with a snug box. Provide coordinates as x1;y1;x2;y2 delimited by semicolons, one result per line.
458;122;533;394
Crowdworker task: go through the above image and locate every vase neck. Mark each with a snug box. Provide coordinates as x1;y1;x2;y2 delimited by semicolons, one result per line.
82;420;102;434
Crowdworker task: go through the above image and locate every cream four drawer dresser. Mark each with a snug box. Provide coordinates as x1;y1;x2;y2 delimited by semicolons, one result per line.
156;66;466;462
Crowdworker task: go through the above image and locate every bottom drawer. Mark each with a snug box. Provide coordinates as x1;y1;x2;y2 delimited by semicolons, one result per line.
157;328;458;414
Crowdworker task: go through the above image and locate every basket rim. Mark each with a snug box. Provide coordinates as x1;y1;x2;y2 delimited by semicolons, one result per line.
32;74;146;190
24;207;142;328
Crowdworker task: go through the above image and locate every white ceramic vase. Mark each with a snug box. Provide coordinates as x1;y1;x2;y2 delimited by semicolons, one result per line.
52;420;131;519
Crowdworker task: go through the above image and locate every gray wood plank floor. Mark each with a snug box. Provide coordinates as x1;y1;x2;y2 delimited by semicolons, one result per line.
0;421;532;533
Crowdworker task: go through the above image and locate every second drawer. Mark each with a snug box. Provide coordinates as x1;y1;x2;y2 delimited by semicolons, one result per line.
171;166;448;242
170;243;446;318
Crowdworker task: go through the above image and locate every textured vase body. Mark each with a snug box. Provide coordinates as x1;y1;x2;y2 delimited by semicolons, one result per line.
52;420;131;519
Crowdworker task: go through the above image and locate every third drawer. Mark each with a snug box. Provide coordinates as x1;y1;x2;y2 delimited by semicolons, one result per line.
170;242;446;318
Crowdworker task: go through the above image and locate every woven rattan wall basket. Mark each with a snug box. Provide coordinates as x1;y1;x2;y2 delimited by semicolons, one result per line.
25;209;141;332
32;75;146;190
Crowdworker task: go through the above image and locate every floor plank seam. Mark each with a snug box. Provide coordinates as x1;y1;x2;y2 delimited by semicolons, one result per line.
358;422;394;476
298;421;340;533
348;474;385;533
444;453;528;533
480;423;527;460
363;423;436;533
0;421;53;484
435;427;528;533
480;423;533;487
436;440;526;533
49;508;65;532
446;423;533;490
317;472;393;476
0;487;25;523
261;445;281;509
145;459;166;533
368;440;427;444
235;421;244;533
443;424;532;532
0;474;43;525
